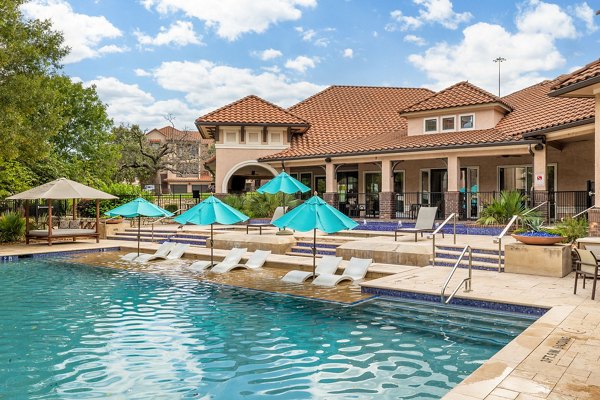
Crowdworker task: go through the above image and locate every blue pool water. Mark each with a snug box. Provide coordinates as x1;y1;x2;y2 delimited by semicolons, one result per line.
0;258;536;399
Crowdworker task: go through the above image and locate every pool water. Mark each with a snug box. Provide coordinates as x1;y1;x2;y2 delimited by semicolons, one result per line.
0;258;536;399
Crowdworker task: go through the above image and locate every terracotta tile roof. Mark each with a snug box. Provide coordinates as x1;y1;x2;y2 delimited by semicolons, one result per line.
552;58;600;91
195;95;309;126
497;78;594;136
400;81;512;113
156;126;202;141
260;77;594;160
277;85;433;158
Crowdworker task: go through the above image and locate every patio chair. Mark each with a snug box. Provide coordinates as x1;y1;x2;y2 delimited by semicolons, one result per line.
394;206;439;242
135;242;189;263
574;248;600;300
312;257;372;287
281;255;343;284
121;241;175;262
185;247;248;273
211;250;271;273
246;207;287;234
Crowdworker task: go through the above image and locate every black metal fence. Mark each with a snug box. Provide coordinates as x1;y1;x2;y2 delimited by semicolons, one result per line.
336;193;379;218
395;192;445;220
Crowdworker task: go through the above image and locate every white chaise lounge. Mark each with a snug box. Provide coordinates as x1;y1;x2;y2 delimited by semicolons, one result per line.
211;250;271;273
135;243;189;262
185;247;248;273
121;242;175;262
281;255;343;284
312;257;372;287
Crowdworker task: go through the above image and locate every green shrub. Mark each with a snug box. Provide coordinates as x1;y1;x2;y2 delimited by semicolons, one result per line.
555;217;588;244
0;212;26;243
164;204;178;213
222;195;246;213
477;191;539;226
78;183;152;218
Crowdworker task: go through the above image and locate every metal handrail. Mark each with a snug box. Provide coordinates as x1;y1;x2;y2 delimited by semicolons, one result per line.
492;214;519;272
572;206;596;219
524;200;547;215
441;245;472;304
429;213;457;266
151;209;182;242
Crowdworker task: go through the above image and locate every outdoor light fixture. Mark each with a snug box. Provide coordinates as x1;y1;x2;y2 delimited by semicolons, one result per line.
534;143;544;151
325;157;332;163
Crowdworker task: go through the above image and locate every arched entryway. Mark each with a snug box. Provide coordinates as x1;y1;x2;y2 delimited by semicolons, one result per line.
221;161;279;194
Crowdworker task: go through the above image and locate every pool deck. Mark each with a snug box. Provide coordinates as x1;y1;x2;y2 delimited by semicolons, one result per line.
1;238;598;399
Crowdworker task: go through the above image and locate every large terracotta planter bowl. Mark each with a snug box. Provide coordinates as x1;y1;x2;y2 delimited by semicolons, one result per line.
511;234;564;245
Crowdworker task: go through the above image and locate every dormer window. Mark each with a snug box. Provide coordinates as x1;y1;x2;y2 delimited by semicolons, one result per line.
460;114;474;130
224;131;238;144
270;132;282;144
247;131;260;144
441;116;455;131
424;118;438;133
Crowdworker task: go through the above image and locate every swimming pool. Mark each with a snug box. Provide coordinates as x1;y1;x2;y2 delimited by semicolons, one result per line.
0;258;537;399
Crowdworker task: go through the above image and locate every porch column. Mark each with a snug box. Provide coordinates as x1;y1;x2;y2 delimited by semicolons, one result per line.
589;93;600;236
445;155;461;217
379;159;396;219
532;142;549;219
323;162;338;207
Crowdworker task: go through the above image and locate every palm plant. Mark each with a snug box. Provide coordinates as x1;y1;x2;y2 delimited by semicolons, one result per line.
221;195;246;212
0;212;26;243
555;217;588;244
477;190;539;226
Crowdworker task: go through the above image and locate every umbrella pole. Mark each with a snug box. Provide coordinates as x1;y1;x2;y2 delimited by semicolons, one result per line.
313;228;316;278
137;216;141;256
210;223;214;266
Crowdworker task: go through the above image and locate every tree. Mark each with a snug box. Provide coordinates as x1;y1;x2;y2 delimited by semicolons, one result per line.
113;123;202;194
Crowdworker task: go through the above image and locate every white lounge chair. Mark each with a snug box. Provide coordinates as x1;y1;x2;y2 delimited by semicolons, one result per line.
121;242;175;262
135;242;189;262
185;247;248;273
281;255;343;284
312;257;372;287
212;250;271;273
394;206;439;242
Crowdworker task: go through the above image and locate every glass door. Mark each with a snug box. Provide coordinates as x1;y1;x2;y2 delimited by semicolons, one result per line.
364;172;381;218
337;171;358;215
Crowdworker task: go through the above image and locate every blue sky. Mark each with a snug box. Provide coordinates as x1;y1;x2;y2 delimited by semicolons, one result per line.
21;0;600;130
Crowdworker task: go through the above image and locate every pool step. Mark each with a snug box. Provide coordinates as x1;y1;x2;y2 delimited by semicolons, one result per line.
433;244;504;271
108;231;208;246
288;241;340;257
358;298;536;345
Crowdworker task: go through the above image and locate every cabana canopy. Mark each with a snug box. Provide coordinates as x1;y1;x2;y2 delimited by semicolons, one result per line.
6;178;116;200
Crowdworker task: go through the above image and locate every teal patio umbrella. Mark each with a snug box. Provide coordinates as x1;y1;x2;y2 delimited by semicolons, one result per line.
106;197;174;256
257;171;311;234
272;195;358;277
174;195;249;266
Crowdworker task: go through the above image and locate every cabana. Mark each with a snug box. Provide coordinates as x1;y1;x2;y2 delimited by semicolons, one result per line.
6;178;117;245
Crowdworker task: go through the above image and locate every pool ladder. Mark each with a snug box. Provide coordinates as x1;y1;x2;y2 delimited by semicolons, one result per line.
440;245;472;304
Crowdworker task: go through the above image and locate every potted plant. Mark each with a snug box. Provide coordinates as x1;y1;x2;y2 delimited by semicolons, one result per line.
512;218;565;245
477;190;540;228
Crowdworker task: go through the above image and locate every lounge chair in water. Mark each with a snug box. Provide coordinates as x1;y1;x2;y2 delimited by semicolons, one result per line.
121;242;175;262
281;255;343;283
394;206;439;242
312;257;372;287
212;250;271;273
135;242;189;263
185;247;248;273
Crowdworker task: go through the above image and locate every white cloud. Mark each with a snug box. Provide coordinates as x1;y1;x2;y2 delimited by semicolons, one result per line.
254;48;283;61
296;26;317;41
134;20;202;47
134;68;152;77
295;26;331;46
516;0;576;39
141;0;316;41
572;2;598;32
150;59;325;111
342;48;354;58
285;56;319;73
403;34;427;46
388;0;472;31
21;0;124;63
86;76;198;130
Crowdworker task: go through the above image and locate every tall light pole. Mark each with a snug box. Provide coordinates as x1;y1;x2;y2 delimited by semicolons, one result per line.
493;57;506;97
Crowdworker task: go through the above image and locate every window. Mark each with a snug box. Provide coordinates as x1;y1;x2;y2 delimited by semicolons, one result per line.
393;171;404;193
441;116;455;131
224;131;237;144
459;114;474;130
170;184;188;194
247;131;260;144
270;132;282;144
424;118;438;133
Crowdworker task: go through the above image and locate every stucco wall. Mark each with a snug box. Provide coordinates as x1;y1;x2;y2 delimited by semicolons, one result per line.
215;148;283;193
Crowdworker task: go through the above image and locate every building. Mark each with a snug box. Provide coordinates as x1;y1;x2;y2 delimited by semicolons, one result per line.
194;59;599;227
145;126;214;194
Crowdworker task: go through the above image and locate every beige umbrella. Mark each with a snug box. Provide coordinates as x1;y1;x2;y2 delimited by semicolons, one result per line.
6;178;117;245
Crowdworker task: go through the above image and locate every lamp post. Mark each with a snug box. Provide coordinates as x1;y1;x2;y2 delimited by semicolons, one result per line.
493;57;506;97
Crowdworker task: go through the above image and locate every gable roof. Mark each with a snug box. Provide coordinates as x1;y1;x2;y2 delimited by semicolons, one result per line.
278;85;433;158
549;58;600;97
155;126;202;141
195;95;309;126
260;77;594;161
400;81;512;114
